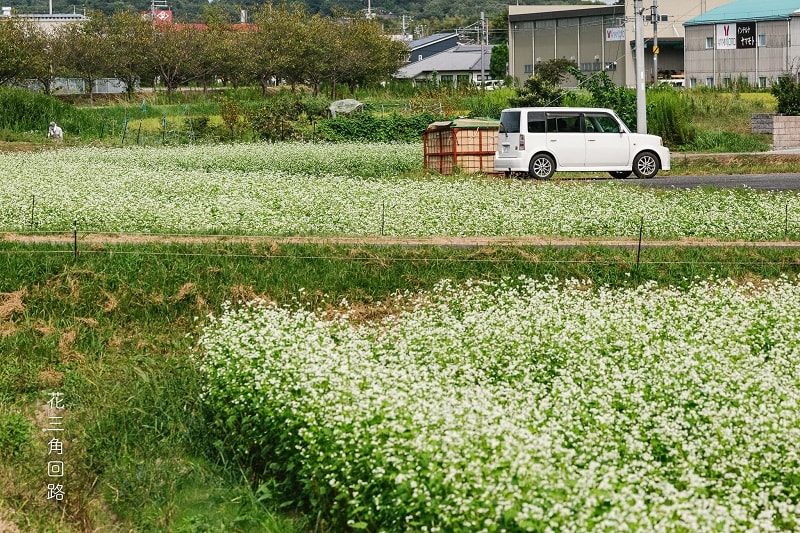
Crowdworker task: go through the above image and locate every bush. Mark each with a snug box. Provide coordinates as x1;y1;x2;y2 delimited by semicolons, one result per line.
771;75;800;115
245;92;329;142
316;112;437;142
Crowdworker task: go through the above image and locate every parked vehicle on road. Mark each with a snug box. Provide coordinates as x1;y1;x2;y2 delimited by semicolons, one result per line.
494;107;671;179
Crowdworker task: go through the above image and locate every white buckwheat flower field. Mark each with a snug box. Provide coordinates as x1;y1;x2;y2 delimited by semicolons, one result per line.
6;142;800;530
1;142;799;239
198;276;800;532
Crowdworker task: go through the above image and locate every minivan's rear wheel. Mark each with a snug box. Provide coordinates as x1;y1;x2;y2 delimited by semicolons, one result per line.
609;170;632;179
633;151;660;179
528;154;555;180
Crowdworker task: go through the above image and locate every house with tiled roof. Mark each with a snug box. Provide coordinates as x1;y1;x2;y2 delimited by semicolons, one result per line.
395;43;494;88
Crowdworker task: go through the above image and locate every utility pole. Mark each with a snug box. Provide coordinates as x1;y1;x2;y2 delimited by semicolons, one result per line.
480;12;486;86
651;0;659;84
635;0;647;133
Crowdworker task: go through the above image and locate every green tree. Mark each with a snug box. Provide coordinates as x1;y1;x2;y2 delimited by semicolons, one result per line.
509;58;575;107
335;16;408;96
0;17;29;86
150;24;203;97
105;10;154;98
249;3;308;95
569;65;637;130
60;10;112;103
489;43;507;81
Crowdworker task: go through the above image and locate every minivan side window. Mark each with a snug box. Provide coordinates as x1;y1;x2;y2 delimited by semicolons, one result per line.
546;113;581;133
527;112;546;133
499;111;521;134
585;113;622;133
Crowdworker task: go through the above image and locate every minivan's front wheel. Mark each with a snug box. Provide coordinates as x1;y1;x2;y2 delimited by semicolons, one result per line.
633;151;660;179
528;154;555;180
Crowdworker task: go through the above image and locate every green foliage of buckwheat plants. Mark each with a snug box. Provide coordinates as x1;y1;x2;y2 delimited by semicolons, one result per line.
198;276;800;531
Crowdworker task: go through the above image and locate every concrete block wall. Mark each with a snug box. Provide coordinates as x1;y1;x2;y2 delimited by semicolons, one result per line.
751;113;774;135
772;115;800;150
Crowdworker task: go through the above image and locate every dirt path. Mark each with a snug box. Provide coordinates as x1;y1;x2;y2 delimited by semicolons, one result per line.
3;232;800;249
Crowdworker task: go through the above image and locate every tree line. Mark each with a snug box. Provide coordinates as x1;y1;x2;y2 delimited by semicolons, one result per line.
0;5;409;101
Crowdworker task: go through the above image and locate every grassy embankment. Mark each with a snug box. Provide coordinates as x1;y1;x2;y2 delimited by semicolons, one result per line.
2;240;800;531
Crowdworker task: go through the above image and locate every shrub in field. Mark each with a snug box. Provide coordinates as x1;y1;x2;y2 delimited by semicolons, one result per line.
316;112;437;142
459;88;515;119
246;92;330;142
0;87;76;135
771;75;800;115
197;276;800;532
647;87;696;147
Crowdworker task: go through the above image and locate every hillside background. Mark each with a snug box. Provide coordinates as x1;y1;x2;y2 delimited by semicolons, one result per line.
3;0;614;31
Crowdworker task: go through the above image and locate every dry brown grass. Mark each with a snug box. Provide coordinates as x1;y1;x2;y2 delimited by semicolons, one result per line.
0;290;26;321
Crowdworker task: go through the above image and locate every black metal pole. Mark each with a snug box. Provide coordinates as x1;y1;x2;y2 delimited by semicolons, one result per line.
636;216;644;268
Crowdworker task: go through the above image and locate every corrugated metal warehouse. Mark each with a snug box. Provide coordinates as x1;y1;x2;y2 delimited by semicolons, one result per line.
684;0;800;88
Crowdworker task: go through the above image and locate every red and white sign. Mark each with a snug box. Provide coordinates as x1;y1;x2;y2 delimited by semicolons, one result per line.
606;27;625;42
716;24;737;49
154;9;172;23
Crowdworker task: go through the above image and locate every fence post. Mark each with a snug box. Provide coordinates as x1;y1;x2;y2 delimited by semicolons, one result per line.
30;195;35;230
636;216;644;268
786;201;790;240
381;201;385;236
72;220;77;259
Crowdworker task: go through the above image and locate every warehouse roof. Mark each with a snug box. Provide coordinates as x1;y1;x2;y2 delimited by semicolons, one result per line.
684;0;800;26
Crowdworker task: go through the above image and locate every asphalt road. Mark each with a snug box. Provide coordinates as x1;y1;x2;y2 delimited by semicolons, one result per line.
620;173;800;190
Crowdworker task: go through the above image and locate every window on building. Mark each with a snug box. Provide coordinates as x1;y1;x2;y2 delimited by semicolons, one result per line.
723;77;731;87
759;77;767;88
705;37;713;49
758;34;766;47
690;78;697;88
457;74;469;85
706;77;714;87
440;75;453;83
524;64;533;74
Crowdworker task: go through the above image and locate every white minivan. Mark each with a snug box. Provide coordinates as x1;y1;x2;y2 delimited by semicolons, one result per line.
494;107;671;179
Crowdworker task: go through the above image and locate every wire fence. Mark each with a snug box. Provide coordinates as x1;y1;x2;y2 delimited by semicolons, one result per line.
3;220;800;271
